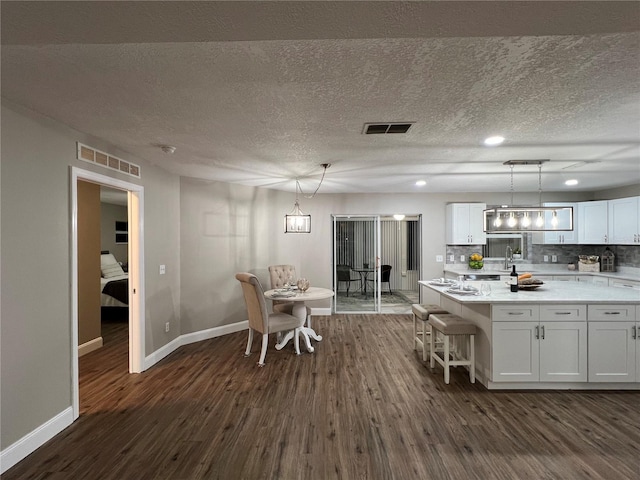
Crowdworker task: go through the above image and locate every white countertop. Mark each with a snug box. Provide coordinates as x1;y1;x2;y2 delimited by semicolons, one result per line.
420;279;640;304
443;265;640;282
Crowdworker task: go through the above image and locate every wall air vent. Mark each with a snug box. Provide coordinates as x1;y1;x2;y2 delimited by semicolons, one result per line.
77;142;141;178
363;123;414;134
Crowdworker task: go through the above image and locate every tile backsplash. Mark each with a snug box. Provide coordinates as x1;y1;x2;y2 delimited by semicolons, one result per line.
446;244;640;268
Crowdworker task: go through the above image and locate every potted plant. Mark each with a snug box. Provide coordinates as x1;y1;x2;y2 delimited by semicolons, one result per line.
513;247;522;259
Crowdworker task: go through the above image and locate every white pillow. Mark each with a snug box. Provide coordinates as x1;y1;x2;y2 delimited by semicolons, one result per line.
101;253;118;267
102;262;125;278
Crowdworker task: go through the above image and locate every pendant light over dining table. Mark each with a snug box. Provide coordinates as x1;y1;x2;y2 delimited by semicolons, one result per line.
284;163;330;233
483;160;574;233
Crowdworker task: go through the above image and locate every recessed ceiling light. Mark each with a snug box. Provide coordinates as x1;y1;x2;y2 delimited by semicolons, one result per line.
484;136;505;146
415;180;426;186
565;179;579;186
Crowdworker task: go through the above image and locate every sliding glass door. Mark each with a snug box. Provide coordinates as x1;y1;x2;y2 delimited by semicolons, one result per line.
333;215;381;313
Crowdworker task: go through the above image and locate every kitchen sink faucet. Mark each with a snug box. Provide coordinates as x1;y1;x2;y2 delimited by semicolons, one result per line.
504;245;513;270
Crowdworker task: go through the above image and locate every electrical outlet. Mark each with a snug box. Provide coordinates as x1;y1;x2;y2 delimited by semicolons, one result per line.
460;255;465;262
449;255;455;263
551;255;558;263
165;322;170;332
543;255;549;262
436;255;443;262
159;264;166;275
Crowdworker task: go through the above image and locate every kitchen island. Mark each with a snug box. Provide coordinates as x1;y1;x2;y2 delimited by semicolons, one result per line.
419;279;640;390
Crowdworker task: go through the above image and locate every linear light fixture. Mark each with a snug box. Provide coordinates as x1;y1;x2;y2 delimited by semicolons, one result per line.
484;160;574;233
284;163;330;233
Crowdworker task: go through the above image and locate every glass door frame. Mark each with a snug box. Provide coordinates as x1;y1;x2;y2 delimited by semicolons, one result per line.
332;214;381;314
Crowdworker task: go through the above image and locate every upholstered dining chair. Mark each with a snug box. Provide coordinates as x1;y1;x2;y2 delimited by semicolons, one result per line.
236;272;302;367
268;264;311;326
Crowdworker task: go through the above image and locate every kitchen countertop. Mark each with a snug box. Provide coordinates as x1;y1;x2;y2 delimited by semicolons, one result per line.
443;265;640;282
420;279;640;304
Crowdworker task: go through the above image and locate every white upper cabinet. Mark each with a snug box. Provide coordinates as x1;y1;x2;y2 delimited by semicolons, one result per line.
542;202;578;244
608;196;640;245
446;203;486;245
578;200;609;244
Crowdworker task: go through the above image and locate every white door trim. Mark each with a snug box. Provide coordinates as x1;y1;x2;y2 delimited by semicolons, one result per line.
70;166;145;420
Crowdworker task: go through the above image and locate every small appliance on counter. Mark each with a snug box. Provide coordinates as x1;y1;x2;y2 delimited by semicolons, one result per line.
578;255;600;272
601;247;615;272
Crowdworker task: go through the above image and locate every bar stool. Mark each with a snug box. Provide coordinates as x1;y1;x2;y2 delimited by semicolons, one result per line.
412;304;448;362
428;313;477;384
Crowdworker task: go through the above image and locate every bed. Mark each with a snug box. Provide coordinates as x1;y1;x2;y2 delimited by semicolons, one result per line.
101;252;128;307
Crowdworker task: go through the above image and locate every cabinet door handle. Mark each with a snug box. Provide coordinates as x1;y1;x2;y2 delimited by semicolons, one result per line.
604;234;608;243
554;312;572;315
507;312;524;316
633;326;637;340
604;311;621;315
535;325;539;339
541;325;545;339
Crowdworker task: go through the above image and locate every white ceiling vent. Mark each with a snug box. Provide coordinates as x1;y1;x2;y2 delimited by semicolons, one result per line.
77;142;141;178
363;123;414;134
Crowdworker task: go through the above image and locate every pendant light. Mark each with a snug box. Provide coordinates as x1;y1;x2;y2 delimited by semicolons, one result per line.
484;160;573;233
284;163;330;233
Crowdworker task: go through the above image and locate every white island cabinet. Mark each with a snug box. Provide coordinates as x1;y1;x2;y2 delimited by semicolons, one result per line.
419;280;639;390
492;304;587;383
588;305;639;382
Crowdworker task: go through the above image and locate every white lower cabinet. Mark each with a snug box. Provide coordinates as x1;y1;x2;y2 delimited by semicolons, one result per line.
588;305;639;382
492;305;587;382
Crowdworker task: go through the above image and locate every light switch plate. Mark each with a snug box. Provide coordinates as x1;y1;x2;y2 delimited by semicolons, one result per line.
159;264;166;275
449;255;455;263
551;255;558;263
460;255;465;262
543;255;549;262
436;255;443;262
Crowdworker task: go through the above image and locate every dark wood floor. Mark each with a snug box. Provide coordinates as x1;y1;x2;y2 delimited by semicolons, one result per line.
4;314;640;479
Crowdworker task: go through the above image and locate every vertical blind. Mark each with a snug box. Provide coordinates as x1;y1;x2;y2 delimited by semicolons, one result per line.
335;218;419;292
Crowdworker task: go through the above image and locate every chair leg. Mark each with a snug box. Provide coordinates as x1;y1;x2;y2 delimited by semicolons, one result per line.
257;333;268;367
429;329;435;369
244;328;254;357
444;334;450;384
470;334;476;383
423;323;430;363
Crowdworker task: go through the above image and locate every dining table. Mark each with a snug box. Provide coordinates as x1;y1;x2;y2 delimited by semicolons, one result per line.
263;286;334;353
352;267;376;297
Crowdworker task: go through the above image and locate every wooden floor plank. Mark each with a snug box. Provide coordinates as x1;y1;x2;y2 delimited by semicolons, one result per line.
3;314;639;479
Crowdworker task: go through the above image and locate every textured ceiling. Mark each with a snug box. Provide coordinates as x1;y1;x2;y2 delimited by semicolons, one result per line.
2;1;639;194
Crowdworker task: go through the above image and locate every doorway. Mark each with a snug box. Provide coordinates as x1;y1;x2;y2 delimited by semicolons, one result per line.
333;214;421;314
71;167;145;420
333;215;381;313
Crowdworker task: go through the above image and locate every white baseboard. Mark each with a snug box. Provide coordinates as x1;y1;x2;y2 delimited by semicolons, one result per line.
310;307;332;316
2;320;249;472
144;320;249;370
1;407;74;474
78;336;103;357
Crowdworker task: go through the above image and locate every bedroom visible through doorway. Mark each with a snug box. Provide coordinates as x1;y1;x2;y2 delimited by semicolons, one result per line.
71;166;145;421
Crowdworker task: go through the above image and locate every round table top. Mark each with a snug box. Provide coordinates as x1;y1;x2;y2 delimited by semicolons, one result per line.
264;286;334;302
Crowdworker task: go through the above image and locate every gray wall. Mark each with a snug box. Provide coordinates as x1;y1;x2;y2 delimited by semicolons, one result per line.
1;102;181;450
1;99;636;459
